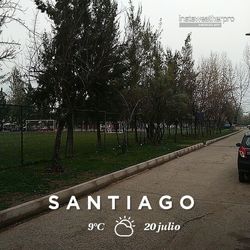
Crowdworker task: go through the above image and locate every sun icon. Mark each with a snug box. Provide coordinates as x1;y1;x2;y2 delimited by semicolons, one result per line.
114;216;136;238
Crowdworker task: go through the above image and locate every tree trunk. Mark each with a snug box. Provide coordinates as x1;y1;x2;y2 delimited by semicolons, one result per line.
126;121;129;147
134;115;138;144
51;117;65;172
96;119;102;147
147;121;155;143
190;120;193;135
65;112;74;158
194;117;197;136
174;122;178;143
123;126;127;153
180;120;183;136
201;121;204;137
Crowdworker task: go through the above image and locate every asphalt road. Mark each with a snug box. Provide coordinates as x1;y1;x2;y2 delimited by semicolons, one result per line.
1;131;250;250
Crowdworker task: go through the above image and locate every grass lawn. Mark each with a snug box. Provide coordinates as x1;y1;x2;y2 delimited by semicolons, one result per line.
0;129;235;211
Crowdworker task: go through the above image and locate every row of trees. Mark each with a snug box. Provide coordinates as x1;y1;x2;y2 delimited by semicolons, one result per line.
1;0;249;172
0;1;32;130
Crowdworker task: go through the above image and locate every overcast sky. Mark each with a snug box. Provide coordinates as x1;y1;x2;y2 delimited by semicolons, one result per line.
3;0;250;110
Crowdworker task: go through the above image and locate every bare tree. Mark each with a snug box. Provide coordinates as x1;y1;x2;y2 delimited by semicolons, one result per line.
244;45;250;72
232;63;249;123
0;0;24;65
196;53;237;132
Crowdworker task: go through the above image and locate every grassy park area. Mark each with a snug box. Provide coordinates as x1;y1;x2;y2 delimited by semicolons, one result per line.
0;129;235;211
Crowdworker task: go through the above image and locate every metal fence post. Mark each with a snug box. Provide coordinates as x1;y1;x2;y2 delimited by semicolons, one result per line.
104;111;106;149
20;105;24;167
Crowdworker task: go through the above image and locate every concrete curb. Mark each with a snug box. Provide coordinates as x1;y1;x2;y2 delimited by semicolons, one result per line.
0;130;241;229
205;130;241;145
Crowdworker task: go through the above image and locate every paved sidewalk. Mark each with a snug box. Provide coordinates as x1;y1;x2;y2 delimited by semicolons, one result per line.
1;131;250;250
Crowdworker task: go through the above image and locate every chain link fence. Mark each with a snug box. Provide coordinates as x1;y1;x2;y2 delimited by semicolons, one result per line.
0;104;229;170
0;104;130;169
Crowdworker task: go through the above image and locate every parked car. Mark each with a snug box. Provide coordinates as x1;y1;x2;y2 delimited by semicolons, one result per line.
224;123;231;129
236;132;250;182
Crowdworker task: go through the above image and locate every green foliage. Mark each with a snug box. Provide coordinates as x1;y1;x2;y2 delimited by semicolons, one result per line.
8;67;28;106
